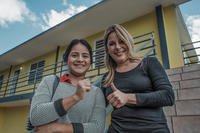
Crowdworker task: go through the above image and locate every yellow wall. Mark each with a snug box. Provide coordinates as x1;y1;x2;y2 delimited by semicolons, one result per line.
86;6;185;69
57;45;68;75
1;106;29;133
58;45;67;62
86;11;163;63
163;5;184;68
0;108;5;131
123;12;163;62
9;49;56;79
0;69;10;97
0;69;9;97
86;31;104;47
0;68;10;79
18;50;56;77
2;50;57;97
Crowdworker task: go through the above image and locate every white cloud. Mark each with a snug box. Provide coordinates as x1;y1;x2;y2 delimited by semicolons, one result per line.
62;0;68;6
186;15;200;42
0;0;36;27
186;15;200;59
41;2;87;30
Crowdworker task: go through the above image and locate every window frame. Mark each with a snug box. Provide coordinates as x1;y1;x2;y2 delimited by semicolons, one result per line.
0;75;4;90
28;60;45;85
93;39;105;69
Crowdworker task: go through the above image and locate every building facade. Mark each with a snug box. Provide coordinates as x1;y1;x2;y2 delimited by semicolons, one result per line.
1;0;199;132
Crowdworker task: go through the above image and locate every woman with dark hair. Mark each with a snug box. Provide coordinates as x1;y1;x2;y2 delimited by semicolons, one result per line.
30;39;106;133
101;24;175;133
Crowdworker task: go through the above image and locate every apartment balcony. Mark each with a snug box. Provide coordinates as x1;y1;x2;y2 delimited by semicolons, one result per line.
0;33;200;132
181;40;200;65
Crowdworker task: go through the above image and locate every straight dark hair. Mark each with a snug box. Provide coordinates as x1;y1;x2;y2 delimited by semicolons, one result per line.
63;39;93;64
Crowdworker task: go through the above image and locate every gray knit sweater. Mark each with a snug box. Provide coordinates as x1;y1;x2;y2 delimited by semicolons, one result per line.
30;75;106;133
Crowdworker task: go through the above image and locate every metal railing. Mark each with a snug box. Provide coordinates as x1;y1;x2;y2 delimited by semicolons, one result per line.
0;32;156;99
181;40;200;65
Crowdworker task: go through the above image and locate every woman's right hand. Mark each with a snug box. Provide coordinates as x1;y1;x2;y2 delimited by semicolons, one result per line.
75;79;91;100
107;82;137;108
62;79;91;111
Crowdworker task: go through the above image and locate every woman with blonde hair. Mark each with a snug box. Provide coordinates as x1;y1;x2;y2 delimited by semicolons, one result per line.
101;24;174;133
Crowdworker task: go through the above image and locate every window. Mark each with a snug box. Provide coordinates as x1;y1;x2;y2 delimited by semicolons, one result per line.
94;40;105;68
0;75;3;90
10;70;20;95
28;60;45;84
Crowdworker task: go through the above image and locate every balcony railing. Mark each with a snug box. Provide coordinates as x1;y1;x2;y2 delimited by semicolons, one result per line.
181;40;200;65
0;32;156;99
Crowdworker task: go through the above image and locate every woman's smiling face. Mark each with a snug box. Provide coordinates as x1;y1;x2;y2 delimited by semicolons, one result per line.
67;43;91;77
107;32;129;65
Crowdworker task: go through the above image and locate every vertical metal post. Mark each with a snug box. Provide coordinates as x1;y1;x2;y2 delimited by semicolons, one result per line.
155;5;170;69
4;65;12;97
54;46;60;75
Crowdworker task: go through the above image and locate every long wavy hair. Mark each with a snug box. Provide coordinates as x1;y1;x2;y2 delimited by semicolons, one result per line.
103;24;140;87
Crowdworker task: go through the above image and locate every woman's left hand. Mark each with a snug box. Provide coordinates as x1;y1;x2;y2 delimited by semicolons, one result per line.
107;83;129;108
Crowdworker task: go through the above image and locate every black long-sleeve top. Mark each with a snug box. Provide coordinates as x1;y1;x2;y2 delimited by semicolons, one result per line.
102;56;175;133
